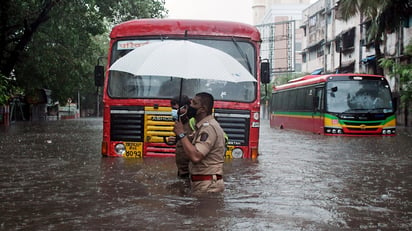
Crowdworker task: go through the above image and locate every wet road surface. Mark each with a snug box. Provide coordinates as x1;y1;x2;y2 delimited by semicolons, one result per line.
0;118;411;230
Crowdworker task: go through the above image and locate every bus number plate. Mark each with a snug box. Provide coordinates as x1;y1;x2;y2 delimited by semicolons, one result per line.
124;142;143;158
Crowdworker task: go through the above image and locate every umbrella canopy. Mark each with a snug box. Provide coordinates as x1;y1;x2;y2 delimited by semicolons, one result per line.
109;40;256;83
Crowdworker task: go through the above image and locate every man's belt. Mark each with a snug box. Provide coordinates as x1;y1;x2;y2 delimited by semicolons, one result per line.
191;174;222;182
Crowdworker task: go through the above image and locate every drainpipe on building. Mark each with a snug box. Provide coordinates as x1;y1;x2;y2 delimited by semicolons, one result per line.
396;22;405;125
338;38;342;73
324;2;328;73
359;13;363;73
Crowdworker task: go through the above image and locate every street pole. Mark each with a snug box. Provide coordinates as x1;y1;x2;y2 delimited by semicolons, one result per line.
96;56;106;118
77;91;80;118
96;87;99;117
339;38;342;73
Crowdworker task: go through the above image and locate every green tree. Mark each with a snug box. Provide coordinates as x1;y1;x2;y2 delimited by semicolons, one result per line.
0;0;167;104
13;0;106;103
338;0;412;75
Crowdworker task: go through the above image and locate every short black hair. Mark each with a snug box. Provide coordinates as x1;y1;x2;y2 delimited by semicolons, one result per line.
171;95;190;107
196;92;214;115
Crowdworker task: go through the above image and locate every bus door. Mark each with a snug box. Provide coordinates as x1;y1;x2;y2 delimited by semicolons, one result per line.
312;87;324;134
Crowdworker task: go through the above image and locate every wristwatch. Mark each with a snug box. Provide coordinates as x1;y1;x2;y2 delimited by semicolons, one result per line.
178;133;186;139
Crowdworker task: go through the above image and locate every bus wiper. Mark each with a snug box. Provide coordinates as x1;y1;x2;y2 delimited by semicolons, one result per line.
369;108;393;112
345;109;368;113
231;37;252;73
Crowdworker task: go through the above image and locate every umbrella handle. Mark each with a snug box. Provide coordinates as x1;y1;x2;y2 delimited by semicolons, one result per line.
163;136;177;146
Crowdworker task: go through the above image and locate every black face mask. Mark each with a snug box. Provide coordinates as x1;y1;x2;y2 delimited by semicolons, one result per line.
179;111;189;124
186;105;198;119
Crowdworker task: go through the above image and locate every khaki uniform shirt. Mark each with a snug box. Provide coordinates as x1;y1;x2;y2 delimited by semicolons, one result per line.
189;115;225;176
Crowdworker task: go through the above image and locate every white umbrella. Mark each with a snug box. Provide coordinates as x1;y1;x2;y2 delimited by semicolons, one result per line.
109;40;256;83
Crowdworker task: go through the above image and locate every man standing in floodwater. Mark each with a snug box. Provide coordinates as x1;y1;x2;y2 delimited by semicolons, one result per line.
170;95;193;179
173;92;226;193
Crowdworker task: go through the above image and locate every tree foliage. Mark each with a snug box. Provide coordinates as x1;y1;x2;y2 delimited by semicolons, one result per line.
0;0;167;104
339;0;412;39
379;40;412;125
379;41;412;100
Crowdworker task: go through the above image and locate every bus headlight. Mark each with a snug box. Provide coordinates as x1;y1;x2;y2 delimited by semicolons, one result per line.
382;129;395;135
231;148;243;158
325;128;343;134
114;143;126;155
253;112;259;120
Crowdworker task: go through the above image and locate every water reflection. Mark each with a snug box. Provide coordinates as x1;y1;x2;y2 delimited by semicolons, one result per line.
0;119;411;230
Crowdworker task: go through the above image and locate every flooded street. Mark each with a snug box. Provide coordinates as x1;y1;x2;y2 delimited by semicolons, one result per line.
1;118;411;230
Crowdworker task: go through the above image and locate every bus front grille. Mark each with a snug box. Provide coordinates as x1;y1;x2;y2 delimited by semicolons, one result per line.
343;121;382;126
145;143;176;156
346;127;379;131
143;108;176;156
110;106;144;142
214;109;250;146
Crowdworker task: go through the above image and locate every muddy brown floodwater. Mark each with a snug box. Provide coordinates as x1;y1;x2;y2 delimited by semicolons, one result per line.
0;118;411;230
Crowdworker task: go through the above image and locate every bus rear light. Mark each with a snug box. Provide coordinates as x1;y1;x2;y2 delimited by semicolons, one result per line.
114;143;126;155
101;141;108;155
231;148;243;158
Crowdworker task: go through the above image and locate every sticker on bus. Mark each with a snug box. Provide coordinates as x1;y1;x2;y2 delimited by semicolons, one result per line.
117;40;161;50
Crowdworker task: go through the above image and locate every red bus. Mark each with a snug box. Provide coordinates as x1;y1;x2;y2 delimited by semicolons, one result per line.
95;19;270;158
270;74;396;135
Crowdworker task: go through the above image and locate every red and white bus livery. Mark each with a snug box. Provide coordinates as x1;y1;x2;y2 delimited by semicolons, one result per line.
96;19;270;158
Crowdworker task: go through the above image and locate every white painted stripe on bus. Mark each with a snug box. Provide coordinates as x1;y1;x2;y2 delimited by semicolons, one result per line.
214;113;250;118
145;111;171;115
110;110;144;114
111;111;249;117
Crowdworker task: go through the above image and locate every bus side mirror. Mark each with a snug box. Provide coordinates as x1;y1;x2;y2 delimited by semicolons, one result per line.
94;65;104;87
392;97;398;112
260;60;270;84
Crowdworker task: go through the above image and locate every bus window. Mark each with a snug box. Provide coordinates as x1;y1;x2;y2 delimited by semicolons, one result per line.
108;39;256;102
314;88;323;111
326;80;393;113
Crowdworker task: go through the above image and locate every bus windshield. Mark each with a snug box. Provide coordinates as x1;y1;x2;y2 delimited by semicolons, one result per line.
326;79;393;113
108;39;256;102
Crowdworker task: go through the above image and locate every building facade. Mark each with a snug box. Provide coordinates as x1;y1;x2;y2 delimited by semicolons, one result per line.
300;0;412;76
253;0;311;74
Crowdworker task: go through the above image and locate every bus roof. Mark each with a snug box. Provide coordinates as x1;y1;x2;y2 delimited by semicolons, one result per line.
110;19;261;42
273;73;385;91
